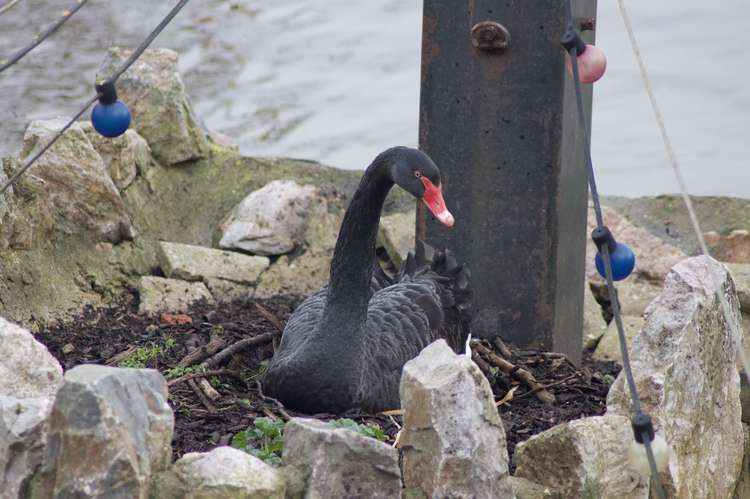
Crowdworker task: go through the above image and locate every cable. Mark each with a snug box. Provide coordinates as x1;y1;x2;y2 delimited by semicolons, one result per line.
0;0;192;197
0;0;22;16
615;0;750;381
0;0;89;74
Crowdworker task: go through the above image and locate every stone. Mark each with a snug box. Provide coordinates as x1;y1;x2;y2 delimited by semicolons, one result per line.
157;241;269;284
583;285;607;350
705;230;750;264
81;121;151;190
399;340;513;499
377;210;415;267
19;118;133;243
734;424;750;499
219;180;327;256
510;476;562;499
587;203;685;283
590;277;663;318
727;262;750;314
0;317;63;498
592;315;644;364
97;48;209;165
152;446;286;499
32;365;173;499
282;418;401;499
514;415;649;499
608;256;744;499
137;276;213;315
203;278;253;303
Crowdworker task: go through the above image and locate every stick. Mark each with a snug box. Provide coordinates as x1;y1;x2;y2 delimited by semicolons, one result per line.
166;369;242;387
188;378;217;414
203;331;279;368
513;374;579;401
473;343;555;404
254;303;284;332
177;326;225;368
492;337;513;359
256;381;291;421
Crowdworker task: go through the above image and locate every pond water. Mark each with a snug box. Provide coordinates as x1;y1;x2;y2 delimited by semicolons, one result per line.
0;0;747;198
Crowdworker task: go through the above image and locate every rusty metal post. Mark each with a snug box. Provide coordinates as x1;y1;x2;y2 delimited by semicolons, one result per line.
417;0;597;363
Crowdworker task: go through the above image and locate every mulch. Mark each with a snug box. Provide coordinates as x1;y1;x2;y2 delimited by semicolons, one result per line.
35;291;619;467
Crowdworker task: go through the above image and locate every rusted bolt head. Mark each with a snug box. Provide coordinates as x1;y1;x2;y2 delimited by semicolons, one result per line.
471;21;510;52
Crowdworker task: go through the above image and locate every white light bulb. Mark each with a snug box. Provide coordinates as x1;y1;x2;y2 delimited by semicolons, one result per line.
627;433;670;476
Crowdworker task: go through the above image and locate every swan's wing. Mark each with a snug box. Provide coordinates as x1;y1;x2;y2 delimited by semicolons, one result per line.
272;287;327;362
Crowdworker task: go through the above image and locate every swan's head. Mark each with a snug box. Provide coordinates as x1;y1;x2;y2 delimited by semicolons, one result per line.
389;147;454;227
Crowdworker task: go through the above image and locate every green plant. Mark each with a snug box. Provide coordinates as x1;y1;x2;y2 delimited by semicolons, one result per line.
163;334;177;349
163;366;197;380
331;418;388;442
232;417;285;465
119;343;164;368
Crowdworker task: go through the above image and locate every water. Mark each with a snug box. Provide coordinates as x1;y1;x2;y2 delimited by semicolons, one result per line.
0;0;747;198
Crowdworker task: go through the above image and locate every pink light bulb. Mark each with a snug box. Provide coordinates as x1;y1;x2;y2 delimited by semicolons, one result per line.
567;44;607;83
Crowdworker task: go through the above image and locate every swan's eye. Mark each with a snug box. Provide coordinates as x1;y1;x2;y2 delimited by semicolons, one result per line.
414;171;422;178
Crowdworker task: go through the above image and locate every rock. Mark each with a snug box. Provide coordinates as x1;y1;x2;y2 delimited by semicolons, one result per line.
282;418;401;499
203;278;253;303
377;210;415;267
137;276;213;315
592;315;644;364
152;446;286;499
399;340;513;499
32;365;173;498
0;317;63;498
727;263;750;313
587;203;685;283
97;48;209;165
219;180;327;256
607;256;744;499
583;285;606;350
19;118;133;243
705;230;750;263
590;277;663;318
510;476;562;499
81;121;151;190
157;241;269;284
514;415;648;498
734;424;750;499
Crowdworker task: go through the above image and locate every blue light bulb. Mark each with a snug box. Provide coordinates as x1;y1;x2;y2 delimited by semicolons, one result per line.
595;242;635;281
91;100;131;138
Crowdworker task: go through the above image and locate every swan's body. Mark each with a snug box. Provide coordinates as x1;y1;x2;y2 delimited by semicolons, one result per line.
262;147;471;413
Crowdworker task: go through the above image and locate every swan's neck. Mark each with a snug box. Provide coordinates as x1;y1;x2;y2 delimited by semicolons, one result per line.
321;158;393;330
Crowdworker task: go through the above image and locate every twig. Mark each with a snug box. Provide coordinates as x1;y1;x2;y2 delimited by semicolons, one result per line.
492;337;513;358
203;331;279;368
514;374;579;401
188;378;217;414
255;381;291;421
166;369;242;387
177;325;225;368
473;342;555;404
254;302;285;332
105;345;138;366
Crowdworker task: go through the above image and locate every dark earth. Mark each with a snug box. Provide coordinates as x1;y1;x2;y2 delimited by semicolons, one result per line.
34;291;620;468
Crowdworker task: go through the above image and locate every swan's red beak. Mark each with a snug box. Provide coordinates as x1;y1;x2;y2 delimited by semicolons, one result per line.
420;177;454;227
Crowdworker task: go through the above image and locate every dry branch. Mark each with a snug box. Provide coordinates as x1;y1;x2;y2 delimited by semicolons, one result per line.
472;342;555;404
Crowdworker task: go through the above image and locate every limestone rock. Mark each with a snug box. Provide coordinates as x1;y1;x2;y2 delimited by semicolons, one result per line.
510;476;562;499
706;229;750;264
152;446;286;499
158;241;269;284
583;285;607;350
608;256;744;499
0;317;63;498
377;210;415;267
20;118;133;243
81;121;151;190
399;340;513;499
514;415;648;498
137;276;213;315
733;424;750;499
590;278;663;318
219;180;327;256
97;47;209;165
587;203;685;283
727;263;750;314
592;315;644;364
33;365;173;499
282;418;401;499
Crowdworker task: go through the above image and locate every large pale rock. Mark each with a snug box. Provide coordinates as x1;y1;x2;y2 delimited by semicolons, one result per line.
137;276;213;315
152;446;286;499
219;180;327;256
727;262;750;314
583;285;607;350
282;418;401;499
734;424;750;499
514;415;648;498
81;121;151;190
97;48;209;165
20;118;133;243
377;210;415;267
399;340;513;499
0;317;63;498
706;230;750;264
587;203;685;283
592;315;644;364
590;278;663;318
608;256;744;499
158;241;269;284
33;365;173;498
510;476;562;499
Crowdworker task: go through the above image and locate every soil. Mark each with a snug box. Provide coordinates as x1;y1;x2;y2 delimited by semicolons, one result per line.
35;291;620;468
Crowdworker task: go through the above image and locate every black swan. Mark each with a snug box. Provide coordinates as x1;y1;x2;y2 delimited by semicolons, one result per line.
262;147;472;413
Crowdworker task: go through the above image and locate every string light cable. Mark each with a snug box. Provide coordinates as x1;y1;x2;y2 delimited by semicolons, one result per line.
0;0;191;197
